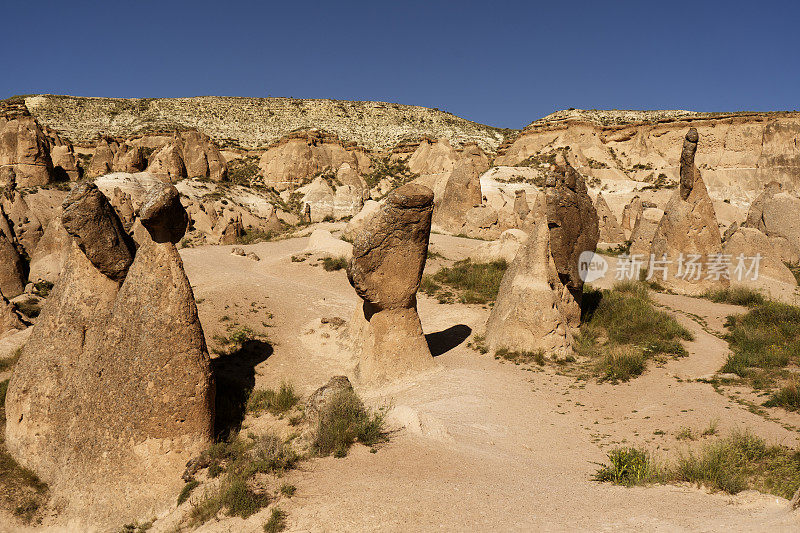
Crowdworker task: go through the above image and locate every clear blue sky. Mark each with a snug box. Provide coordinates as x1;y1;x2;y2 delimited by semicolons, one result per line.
3;0;797;129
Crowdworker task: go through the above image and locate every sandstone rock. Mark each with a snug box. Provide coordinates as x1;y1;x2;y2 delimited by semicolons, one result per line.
139;182;188;243
146;142;187;182
629;207;664;257
722;221;739;243
299;177;335;222
0;293;26;337
179;130;228;181
621;195;644;233
336;163;367;195
216;213;243;245
2;191;44;256
470;229;528;263
246;252;260;261
112;143;146;173
649;129;727;295
342;200;381;242
50;144;80;181
407;138;460;175
4;181;213;525
231;246;246;257
545;156;599;300
0;221;25;298
0;111;54;186
61;182;135;282
333;184;364;219
595;193;625;243
346;183;435;383
432;158;483;233
744;181;783;232
87;138;115;178
305;375;354;422
513;190;530;220
723;227;797;291
759;191;800;256
305;229;353;260
111;187;136;231
28;216;71;283
485;191;579;356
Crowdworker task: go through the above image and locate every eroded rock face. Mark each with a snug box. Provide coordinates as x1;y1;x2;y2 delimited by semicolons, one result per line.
0;107;54;187
28;216;71;283
0;214;25;298
485;192;578;355
629;207;664;257
4;181;213;526
649;129;727;295
346;183;435;383
146;142;187;182
724;227;797;292
744;181;800;259
545;156;599;300
179;130;228;181
621;195;644;233
432;158;483;233
112;143;147;173
87;138;116;178
61;183;135;282
595;193;625;243
50;144;80;181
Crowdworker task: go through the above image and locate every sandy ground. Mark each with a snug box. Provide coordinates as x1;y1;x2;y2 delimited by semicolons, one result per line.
131;234;800;532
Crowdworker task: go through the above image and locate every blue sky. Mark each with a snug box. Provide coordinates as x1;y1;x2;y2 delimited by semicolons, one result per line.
2;0;797;128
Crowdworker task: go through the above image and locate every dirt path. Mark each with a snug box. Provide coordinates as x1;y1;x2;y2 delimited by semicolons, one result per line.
160;236;800;532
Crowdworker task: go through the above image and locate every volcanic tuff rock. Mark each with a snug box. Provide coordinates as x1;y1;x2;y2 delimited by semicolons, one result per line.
621;195;644;234
649;129;727;295
485;191;578;355
544;155;599;301
744;181;800;259
723;226;797;291
470;228;528;264
0;102;55;186
595;192;625;243
4;180;213;526
23;95;508;152
431;158;484;233
346;183;435;384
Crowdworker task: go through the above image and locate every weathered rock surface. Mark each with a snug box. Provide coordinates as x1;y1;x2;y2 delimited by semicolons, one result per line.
342;200;381;242
28;216;71;283
179;130;228;181
87;138;116;177
744;181;800;259
621;195;644;234
0;293;26;337
723;227;797;292
485;191;578;356
544;155;599;300
0;104;54;186
305;229;353;260
0;222;25;299
470;229;528;263
432;158;483;233
146;142;187;182
49;144;80;181
61;182;135;282
4;180;213;526
649;129;727;295
305;375;354;422
346;183;435;383
595;193;625;243
629;207;664;257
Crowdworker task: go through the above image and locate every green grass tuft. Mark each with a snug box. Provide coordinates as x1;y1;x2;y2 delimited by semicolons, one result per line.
313;389;386;457
702;287;767;307
177;480;200;505
263;507;288;532
247;383;300;416
321;256;348;271
593;447;662;486
764;381;800;411
421;259;507;304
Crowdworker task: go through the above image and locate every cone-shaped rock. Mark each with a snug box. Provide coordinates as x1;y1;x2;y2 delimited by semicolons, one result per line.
595;192;625;243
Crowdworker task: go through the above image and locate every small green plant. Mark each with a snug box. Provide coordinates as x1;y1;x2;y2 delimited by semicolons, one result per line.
593;447;661;486
120;521;153;533
32;280;54;298
247;383;300;415
14;298;41;318
321;256;348;271
421;259;508;304
597;347;646;382
495;348;546;366
598;241;632;257
178;480;200;505
676;427;697;441
764;381;800;411
264;507;288;532
313;389;386;457
279;483;296;498
702;287;766;307
702;420;719;437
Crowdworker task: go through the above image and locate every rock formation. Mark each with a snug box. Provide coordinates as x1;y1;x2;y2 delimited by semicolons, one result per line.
621;196;644;234
629;207;664;258
743;181;800;261
4;180;213;525
343;200;381;241
179;130;228;181
723;226;797;292
470;228;528;264
485;191;578;356
346;183;435;384
648;129;727;295
112;143;147;173
595;193;625;243
87;138;116;177
0;102;54;186
432;158;483;232
49;144;80;181
544;155;599;302
146;142;187;182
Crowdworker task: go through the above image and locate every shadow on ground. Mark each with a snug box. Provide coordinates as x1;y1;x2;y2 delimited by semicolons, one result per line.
211;339;273;439
426;324;472;357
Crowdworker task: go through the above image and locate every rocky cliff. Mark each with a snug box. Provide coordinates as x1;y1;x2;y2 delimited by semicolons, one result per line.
21;94;510;152
496;109;800;204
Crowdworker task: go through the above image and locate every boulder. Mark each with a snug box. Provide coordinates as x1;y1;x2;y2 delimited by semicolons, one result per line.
723;227;797;292
333;184;364;219
305;376;354;422
595;192;625;244
649;129;727;295
544;155;599;301
470;229;528;263
299;177;335;222
346;183;435;383
304;229;353;260
485;191;578;356
4;181;213;526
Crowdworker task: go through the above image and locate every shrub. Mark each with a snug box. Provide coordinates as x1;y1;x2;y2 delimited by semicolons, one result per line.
313;389;386;457
14;298;41;318
593;447;661;486
32;281;53;298
495;348;546;366
720;300;800;376
421;259;508;304
321;256;348;271
248;434;300;475
279;483;296;497
221;475;269;518
764;381;800;411
264;507;288;532
597;347;646;382
177;480;200;505
247;383;299;415
702;287;766;307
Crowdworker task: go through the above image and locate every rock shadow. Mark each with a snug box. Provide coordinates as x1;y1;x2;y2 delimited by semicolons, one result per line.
426;324;472;357
211;339;273;439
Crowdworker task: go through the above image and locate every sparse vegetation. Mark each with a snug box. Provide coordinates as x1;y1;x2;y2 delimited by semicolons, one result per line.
702;287;766;307
597;241;632;257
177;480;200;505
247;383;300;416
264;507;288;532
0;347;21;372
238;228;279;245
363;157;418;189
32;281;53;298
313;388;386;458
226;156;260;185
495;348;547;366
576;282;693;382
14;298;41;318
594;431;800;499
764;381;800;411
421;259;507;304
321;256;348;271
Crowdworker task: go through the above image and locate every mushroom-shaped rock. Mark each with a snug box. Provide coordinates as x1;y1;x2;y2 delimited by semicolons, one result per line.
139;182;188;243
346;183;435;384
61;182;135;282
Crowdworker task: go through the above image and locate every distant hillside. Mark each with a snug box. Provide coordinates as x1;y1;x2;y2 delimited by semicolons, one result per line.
20;94;512;152
526;108;798;128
